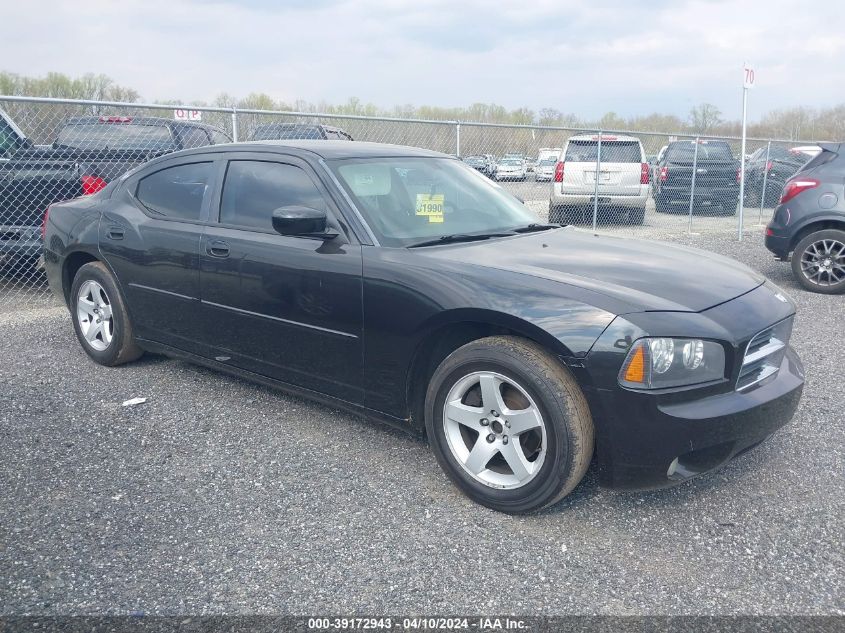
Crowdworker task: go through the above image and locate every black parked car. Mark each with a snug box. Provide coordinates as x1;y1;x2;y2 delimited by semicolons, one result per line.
744;145;817;207
765;142;845;294
248;123;353;141
0;111;230;273
43;141;804;513
654;140;740;215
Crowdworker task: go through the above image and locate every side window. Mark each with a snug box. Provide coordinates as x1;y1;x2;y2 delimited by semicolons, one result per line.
177;126;211;149
220;160;327;231
135;162;212;222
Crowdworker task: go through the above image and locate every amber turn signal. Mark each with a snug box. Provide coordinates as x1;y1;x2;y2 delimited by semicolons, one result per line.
622;342;646;385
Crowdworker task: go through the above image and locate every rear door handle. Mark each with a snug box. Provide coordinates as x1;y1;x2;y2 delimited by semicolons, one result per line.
206;240;230;258
106;227;125;240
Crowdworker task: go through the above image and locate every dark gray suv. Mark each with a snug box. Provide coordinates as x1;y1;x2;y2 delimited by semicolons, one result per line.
765;143;845;294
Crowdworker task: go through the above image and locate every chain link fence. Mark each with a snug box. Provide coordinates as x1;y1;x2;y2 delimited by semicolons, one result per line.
0;95;821;308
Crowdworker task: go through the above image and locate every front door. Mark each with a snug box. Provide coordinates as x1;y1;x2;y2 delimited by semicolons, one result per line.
199;154;364;404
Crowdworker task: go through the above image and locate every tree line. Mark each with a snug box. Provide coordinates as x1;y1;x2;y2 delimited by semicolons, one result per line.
1;70;839;142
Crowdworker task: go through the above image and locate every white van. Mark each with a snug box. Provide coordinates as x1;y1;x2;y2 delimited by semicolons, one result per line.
549;134;649;225
537;147;562;163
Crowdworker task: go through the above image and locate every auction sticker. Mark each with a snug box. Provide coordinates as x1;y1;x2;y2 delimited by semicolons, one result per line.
416;193;444;223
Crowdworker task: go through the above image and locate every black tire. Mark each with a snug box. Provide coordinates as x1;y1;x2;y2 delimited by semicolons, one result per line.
424;336;594;514
69;261;144;365
791;229;845;295
654;195;670;214
628;206;646;225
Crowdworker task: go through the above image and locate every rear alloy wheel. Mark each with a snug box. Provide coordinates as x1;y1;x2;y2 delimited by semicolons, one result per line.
76;280;114;352
425;336;594;513
791;229;845;294
70;261;144;365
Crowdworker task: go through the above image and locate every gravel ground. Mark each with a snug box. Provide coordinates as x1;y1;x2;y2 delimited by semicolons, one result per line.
0;234;842;616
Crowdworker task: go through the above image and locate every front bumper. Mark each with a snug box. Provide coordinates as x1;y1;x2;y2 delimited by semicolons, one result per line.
581;283;803;491
590;348;803;490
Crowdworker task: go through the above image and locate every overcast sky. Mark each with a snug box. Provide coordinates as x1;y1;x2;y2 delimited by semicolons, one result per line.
3;0;842;121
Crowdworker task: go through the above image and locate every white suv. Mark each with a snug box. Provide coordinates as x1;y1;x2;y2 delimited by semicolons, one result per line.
549;134;649;225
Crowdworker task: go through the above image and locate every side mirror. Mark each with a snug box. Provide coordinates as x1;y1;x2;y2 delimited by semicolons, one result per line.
271;206;337;239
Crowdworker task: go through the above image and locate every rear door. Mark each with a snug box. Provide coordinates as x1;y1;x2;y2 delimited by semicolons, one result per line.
198;152;364;403
563;138;643;195
100;155;218;353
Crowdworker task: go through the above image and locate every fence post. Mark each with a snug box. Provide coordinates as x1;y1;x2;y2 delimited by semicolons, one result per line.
592;130;602;231
688;138;700;234
758;140;772;224
455;121;461;158
231;108;239;142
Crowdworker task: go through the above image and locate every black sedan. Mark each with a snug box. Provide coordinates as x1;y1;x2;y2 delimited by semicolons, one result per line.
744;145;816;207
43;141;805;513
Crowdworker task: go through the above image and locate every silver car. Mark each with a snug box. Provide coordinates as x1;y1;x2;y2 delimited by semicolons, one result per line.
549;134;649;225
535;158;557;182
495;157;527;181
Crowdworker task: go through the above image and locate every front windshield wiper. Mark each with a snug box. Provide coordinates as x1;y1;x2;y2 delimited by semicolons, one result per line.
511;223;560;233
407;232;514;248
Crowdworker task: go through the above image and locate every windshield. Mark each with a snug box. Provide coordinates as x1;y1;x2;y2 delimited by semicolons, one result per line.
56;123;176;151
539;159;556;166
328;157;537;247
666;142;734;161
499;159;522;166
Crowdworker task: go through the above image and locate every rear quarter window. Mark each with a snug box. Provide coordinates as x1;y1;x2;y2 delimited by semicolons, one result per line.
135;162;212;222
565;141;642;163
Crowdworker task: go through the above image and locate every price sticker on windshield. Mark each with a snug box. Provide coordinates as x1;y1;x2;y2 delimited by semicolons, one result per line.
416;193;445;223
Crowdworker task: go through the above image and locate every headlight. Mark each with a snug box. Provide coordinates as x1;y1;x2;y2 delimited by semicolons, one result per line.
619;337;725;389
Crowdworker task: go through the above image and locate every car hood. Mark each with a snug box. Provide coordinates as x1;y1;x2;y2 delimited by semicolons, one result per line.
419;228;766;313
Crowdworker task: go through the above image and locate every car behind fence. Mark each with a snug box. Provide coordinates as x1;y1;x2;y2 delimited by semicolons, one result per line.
0;95;821;307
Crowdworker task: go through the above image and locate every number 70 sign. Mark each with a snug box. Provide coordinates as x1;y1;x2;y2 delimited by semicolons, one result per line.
743;65;756;89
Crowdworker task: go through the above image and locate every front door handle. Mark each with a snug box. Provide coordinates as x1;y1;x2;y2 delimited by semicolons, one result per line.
106;227;125;240
206;240;230;258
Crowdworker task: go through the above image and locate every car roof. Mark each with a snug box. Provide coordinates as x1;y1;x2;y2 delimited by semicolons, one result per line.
155;140;452;161
253;122;344;132
567;133;640;143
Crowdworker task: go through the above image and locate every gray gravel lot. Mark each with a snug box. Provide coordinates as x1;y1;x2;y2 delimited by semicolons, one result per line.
0;233;842;616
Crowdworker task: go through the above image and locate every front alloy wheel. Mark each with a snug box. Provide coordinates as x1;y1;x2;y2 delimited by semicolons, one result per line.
426;336;594;514
443;371;547;489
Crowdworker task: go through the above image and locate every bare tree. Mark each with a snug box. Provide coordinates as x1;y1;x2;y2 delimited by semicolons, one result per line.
688;103;723;134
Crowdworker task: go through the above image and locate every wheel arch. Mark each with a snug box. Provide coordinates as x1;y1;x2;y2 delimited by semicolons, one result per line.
404;308;580;432
788;217;845;253
61;248;102;306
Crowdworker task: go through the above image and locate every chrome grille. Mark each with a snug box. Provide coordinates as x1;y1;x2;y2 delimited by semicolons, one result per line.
737;318;793;392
